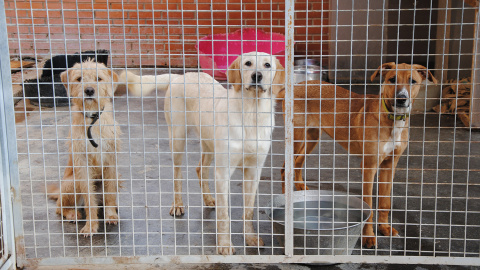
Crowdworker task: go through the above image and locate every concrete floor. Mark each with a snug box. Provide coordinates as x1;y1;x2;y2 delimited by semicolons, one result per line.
14;68;480;266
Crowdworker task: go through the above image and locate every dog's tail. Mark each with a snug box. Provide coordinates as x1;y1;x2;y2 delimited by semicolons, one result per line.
46;183;60;200
118;71;181;97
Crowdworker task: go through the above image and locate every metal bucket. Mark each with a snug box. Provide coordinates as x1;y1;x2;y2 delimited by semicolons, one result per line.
266;190;371;255
294;59;329;83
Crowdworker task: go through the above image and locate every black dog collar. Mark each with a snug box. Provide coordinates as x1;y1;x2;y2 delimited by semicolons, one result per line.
84;108;104;148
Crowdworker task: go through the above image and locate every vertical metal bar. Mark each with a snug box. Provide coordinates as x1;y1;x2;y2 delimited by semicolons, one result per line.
471;6;480;127
284;0;295;257
0;0;22;267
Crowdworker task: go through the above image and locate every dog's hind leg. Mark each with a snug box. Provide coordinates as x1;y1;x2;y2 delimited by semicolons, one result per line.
57;179;82;222
361;155;380;248
281;129;308;193
103;164;119;225
293;128;319;191
168;124;187;216
196;142;215;207
377;154;402;238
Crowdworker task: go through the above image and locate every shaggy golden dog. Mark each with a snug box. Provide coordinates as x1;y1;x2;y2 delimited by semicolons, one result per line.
48;59;122;237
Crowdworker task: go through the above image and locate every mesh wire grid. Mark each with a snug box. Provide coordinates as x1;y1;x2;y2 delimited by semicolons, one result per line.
1;0;480;267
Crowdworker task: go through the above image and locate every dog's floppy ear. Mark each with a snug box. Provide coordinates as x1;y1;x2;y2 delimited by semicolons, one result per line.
412;64;438;84
107;69;119;96
370;62;396;82
227;56;242;92
272;58;285;95
60;69;75;92
108;69;119;83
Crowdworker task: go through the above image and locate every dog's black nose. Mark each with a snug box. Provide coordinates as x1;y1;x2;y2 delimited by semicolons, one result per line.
395;94;408;106
251;72;263;83
84;87;95;96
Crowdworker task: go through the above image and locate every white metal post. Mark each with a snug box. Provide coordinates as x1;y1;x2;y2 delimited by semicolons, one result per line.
0;1;22;269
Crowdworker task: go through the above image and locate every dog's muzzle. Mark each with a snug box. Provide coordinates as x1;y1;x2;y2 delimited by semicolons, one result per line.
248;72;266;92
394;89;410;108
394;94;409;107
84;87;95;99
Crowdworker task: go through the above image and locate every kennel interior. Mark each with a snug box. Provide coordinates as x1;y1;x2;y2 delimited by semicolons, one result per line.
1;0;480;268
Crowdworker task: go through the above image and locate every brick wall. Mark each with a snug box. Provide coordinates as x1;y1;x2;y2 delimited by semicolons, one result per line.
6;0;329;68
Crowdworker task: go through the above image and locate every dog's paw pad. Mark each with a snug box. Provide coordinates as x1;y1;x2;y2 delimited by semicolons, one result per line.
63;209;81;221
217;245;236;255
105;214;118;225
169;206;185;216
80;223;98;237
379;224;398;237
246;235;264;247
362;235;377;249
203;196;216;207
294;183;309;191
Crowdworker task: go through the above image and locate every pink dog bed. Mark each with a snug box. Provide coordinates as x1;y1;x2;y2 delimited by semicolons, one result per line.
196;28;287;80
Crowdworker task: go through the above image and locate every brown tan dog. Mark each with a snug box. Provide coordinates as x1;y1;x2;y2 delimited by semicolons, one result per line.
278;63;436;248
48;59;122;237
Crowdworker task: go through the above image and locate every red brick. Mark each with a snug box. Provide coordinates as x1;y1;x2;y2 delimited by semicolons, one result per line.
47;10;62;17
17;18;47;24
127;10;155;19
244;3;274;10
93;3;108;9
198;11;227;20
15;2;43;9
182;3;208;10
311;2;329;10
109;3;139;10
152;3;178;10
229;11;259;20
63;10;94;18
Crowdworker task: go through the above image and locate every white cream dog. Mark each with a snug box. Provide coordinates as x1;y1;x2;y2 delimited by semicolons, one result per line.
122;52;284;255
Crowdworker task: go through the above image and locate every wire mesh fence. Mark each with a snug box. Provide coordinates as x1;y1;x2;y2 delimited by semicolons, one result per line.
2;0;480;267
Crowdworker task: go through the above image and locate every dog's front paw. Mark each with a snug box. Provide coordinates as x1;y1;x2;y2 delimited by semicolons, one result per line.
80;222;98;237
169;203;185;216
362;225;376;248
104;207;118;225
217;242;235;255
245;235;264;247
379;224;399;237
294;183;309;191
217;235;235;255
59;208;81;223
203;195;216;207
362;234;377;248
105;212;119;225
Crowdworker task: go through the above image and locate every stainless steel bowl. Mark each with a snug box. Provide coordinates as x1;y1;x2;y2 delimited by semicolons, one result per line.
266;190;371;256
294;65;323;84
294;59;321;67
294;59;328;83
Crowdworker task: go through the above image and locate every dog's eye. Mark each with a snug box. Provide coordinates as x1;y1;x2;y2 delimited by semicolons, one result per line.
389;77;396;84
411;79;417;84
245;61;252;67
97;77;102;81
76;77;82;82
264;63;271;68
